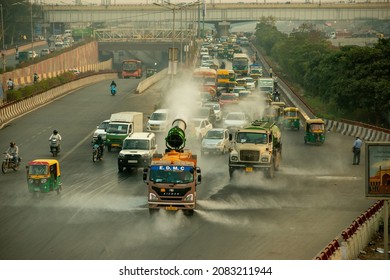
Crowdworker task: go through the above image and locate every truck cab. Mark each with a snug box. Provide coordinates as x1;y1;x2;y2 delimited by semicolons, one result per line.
105;112;143;151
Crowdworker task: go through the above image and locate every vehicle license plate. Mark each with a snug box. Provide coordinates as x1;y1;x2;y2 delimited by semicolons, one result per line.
34;188;40;191
245;167;253;172
166;206;178;211
128;160;137;163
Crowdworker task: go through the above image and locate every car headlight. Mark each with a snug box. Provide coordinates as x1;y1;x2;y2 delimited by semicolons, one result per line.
28;179;34;184
216;141;223;147
118;153;125;158
142;153;149;158
184;194;193;201
149;193;158;201
231;155;238;161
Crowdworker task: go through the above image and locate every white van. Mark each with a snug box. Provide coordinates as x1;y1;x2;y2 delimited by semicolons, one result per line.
146;109;170;132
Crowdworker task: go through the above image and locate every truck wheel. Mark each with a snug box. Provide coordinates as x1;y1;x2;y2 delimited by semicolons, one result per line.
229;169;234;179
183;209;194;216
118;165;124;172
149;208;159;215
267;160;275;179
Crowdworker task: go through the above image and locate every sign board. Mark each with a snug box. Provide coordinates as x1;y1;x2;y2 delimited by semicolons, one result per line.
365;142;390;198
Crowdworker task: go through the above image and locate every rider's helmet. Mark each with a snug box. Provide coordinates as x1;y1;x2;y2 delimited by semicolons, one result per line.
97;135;102;140
53;130;58;135
10;142;15;147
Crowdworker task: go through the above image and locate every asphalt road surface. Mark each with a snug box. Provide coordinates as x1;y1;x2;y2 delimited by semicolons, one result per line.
0;73;373;260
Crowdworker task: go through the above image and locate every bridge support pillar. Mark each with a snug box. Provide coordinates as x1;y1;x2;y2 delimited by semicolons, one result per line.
216;21;230;37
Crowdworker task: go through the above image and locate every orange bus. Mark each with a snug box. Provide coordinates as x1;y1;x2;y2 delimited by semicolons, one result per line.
122;59;142;79
192;68;217;96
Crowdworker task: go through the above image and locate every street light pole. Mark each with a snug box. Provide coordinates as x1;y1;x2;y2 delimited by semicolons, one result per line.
30;1;34;53
0;4;4;51
12;1;34;53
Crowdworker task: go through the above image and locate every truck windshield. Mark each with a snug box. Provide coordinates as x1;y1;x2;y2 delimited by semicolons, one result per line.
150;166;194;184
236;132;267;144
106;123;128;134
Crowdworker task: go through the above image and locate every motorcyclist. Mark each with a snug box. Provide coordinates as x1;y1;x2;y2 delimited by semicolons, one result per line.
273;89;280;102
220;61;226;69
110;80;117;88
94;135;105;158
6;142;20;165
49;130;62;152
7;78;14;90
33;73;39;83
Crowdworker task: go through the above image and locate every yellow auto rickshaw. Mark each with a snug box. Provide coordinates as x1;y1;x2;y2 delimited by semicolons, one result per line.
304;118;326;145
26;159;62;197
283;107;300;130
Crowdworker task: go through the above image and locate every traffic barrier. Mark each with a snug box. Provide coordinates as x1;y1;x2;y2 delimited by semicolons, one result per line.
315;200;386;260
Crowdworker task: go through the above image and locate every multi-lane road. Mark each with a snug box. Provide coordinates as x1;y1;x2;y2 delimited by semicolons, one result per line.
0;68;373;260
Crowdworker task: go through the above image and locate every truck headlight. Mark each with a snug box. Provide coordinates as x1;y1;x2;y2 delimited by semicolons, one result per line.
231;155;238;161
118;153;125;158
142;153;149;158
149;193;158;201
40;178;47;183
28;179;34;184
261;156;270;163
184;194;193;201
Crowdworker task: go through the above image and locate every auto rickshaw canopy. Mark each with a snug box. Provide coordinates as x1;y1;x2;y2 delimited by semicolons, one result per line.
306;118;325;125
27;159;61;176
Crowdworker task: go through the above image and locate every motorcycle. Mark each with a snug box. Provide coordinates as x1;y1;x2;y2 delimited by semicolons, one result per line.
2;152;20;174
110;85;117;96
92;143;103;162
50;138;60;157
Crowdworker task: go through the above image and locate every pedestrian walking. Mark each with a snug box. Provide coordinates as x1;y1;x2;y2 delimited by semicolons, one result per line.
352;136;363;165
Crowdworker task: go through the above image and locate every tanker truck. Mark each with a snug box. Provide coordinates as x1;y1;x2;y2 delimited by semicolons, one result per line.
142;119;202;216
228;120;282;179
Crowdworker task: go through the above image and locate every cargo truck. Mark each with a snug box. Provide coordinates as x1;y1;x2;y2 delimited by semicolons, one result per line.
143;119;202;216
228;120;282;179
105;112;143;151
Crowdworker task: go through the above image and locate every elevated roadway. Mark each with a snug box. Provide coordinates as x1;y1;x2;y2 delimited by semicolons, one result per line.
0;68;375;260
43;3;390;24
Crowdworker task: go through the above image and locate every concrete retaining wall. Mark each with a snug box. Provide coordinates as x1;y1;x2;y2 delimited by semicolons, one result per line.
1;41;100;89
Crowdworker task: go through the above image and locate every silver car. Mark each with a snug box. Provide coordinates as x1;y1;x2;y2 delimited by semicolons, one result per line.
201;128;231;155
93;119;110;140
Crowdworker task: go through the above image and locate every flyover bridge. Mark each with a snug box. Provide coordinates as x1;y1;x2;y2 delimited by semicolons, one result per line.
43;3;390;36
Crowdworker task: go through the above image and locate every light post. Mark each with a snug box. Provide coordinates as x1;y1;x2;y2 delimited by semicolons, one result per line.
13;2;34;54
0;4;4;51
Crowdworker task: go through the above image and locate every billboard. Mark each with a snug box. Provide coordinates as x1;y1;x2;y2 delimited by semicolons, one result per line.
365;142;390;198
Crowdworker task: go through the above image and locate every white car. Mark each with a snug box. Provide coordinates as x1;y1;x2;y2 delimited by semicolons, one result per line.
189;118;213;140
223;112;250;131
146;108;170;132
93;119;110;140
201;128;231;155
203;102;222;122
243;77;256;90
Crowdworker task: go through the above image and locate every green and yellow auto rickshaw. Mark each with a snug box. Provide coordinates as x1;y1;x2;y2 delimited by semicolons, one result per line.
304;118;326;145
283;107;300;130
26;159;62;197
